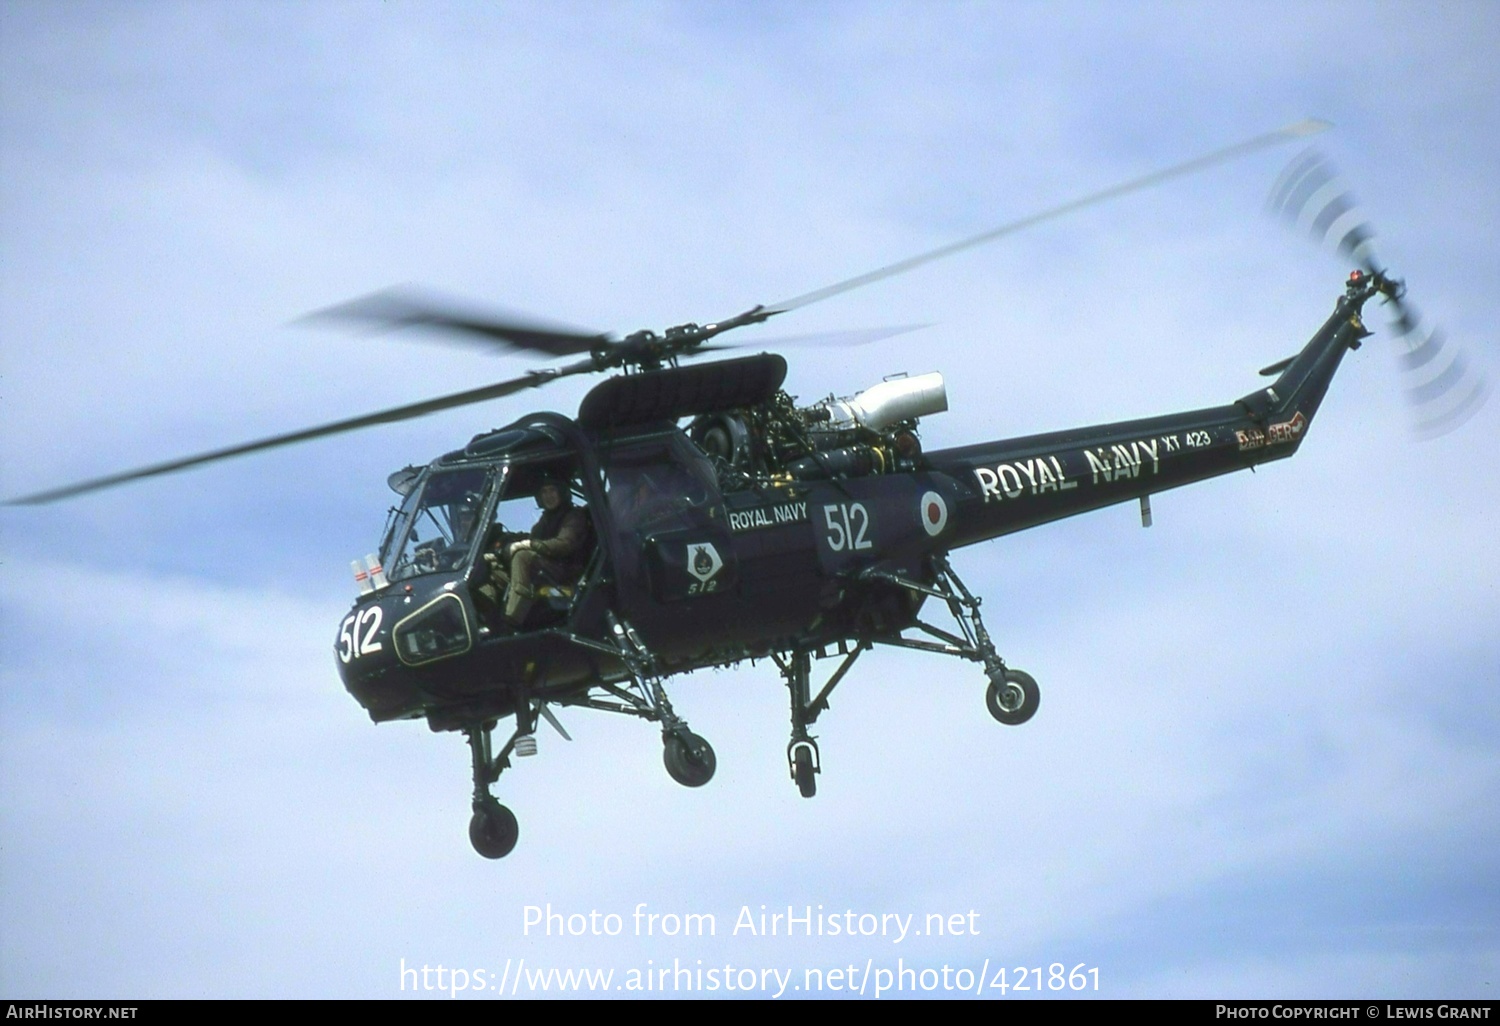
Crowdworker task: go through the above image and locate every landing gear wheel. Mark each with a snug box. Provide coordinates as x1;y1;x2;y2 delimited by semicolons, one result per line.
986;668;1040;726
663;732;716;788
468;799;519;859
792;745;817;798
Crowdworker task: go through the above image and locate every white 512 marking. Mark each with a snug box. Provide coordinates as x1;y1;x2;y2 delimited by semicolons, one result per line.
338;606;384;663
822;502;873;552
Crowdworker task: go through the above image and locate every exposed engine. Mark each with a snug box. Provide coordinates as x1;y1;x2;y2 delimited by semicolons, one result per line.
689;372;947;490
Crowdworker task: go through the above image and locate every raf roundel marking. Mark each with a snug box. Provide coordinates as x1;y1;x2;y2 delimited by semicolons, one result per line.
920;490;948;536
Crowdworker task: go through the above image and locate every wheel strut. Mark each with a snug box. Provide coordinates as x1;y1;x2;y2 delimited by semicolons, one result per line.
862;556;1043;728
603;612;717;789
776;646;855;799
463;719;522;859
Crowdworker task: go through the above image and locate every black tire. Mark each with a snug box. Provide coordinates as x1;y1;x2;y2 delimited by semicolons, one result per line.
986;668;1040;726
468;800;519;859
663;732;716;787
793;746;817;799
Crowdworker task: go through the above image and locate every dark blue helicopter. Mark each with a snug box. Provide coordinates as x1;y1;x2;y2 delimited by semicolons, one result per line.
13;124;1483;859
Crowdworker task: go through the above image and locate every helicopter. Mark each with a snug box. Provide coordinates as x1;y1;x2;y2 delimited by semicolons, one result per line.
10;122;1486;860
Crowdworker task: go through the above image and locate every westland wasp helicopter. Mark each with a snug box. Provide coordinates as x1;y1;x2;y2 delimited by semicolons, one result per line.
10;122;1487;859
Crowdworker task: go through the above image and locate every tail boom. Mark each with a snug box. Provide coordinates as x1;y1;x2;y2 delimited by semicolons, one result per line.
925;274;1379;548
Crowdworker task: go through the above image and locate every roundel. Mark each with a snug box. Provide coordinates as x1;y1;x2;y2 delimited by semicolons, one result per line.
920;490;948;537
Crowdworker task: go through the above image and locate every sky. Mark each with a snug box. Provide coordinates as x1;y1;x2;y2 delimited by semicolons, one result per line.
1;0;1496;1001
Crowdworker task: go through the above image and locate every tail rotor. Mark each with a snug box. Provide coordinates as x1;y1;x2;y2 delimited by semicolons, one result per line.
1269;149;1489;438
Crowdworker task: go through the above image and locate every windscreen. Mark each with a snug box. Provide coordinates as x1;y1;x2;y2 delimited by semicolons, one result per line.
382;466;497;581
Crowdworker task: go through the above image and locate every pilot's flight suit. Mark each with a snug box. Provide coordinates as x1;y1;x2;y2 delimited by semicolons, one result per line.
493;501;591;627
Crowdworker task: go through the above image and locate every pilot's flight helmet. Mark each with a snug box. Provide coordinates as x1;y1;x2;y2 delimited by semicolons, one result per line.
535;473;571;507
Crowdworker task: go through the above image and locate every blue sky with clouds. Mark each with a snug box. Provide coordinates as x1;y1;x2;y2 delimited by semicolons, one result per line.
2;1;1496;999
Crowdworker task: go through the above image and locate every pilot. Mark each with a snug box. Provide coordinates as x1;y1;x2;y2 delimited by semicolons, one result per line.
448;492;486;567
611;468;686;529
414;491;486;572
486;476;591;628
611;470;659;524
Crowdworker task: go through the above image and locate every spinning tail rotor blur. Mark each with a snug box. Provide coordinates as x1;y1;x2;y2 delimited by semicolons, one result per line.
1268;149;1489;439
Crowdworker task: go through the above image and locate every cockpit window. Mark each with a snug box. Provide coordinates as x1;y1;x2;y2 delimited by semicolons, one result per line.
601;434;719;538
383;467;497;581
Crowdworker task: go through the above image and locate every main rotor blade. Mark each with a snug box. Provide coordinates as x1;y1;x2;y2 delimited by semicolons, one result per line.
302;287;611;358
762;119;1331;317
6;360;594;506
697;323;931;353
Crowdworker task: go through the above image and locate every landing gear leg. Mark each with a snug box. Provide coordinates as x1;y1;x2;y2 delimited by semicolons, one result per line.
463;720;520;859
602;612;716;788
934;558;1041;726
782;650;820;798
862;555;1041;726
775;644;862;798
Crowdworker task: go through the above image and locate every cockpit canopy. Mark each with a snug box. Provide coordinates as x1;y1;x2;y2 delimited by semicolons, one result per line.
382;466;497;582
379;444;583;584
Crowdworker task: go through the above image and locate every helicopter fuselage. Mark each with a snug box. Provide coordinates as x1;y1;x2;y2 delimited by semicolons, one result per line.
9;121;1417;858
335;274;1374;736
